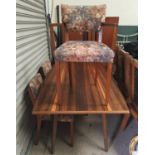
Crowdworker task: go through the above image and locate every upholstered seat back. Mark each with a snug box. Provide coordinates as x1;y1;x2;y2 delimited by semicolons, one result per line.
61;4;106;32
41;60;52;77
28;73;43;104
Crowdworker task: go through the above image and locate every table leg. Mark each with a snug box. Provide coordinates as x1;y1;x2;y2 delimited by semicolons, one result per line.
34;116;42;145
117;114;130;133
102;114;109;152
105;63;113;106
51;115;58;154
56;61;61;104
70;117;74;147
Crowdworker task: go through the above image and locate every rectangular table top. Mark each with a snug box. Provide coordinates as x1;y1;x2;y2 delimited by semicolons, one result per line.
32;63;129;115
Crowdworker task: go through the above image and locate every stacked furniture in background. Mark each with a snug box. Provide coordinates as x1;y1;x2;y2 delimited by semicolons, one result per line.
115;45;138;121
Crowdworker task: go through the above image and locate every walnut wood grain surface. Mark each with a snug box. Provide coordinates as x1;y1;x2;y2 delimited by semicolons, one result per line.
32;63;129;115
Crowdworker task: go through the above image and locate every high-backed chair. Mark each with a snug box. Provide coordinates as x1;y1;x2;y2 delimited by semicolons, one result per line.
28;73;44;145
55;4;114;106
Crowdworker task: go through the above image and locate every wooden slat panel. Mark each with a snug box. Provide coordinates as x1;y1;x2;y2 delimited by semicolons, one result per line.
102;17;119;50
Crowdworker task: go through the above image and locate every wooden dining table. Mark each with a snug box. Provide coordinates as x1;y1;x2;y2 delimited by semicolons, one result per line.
32;62;129;152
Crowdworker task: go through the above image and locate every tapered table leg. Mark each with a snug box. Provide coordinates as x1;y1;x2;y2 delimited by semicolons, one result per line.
105;63;113;106
35;116;42;145
102;114;108;152
117;114;130;133
70;117;74;147
51;115;58;154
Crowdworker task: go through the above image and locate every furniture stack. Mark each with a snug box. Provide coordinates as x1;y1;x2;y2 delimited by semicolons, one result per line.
27;4;133;154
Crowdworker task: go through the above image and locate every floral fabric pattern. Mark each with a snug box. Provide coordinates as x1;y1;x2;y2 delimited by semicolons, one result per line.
61;4;106;31
54;41;114;63
41;60;52;76
29;73;43;98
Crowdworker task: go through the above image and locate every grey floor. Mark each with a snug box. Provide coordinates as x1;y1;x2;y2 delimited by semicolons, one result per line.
30;115;137;155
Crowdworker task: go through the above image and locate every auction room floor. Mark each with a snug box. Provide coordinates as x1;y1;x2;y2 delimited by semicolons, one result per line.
30;115;137;155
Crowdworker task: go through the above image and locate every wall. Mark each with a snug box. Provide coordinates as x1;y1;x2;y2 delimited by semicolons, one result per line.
16;0;50;154
49;0;138;25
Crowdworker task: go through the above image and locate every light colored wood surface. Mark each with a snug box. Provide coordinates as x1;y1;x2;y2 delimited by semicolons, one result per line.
32;63;129;115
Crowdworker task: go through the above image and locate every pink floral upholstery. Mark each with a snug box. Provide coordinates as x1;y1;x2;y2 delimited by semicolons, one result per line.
29;73;43;98
61;4;106;31
54;41;114;62
41;60;52;77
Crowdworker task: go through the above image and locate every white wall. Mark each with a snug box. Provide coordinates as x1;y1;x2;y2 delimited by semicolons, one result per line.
48;0;138;25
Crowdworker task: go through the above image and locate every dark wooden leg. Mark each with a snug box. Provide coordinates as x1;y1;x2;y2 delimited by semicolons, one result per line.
35;116;42;145
105;63;113;106
117;114;130;133
68;62;72;87
70;117;74;147
56;61;61;105
51;115;58;154
102;114;108;152
94;63;98;85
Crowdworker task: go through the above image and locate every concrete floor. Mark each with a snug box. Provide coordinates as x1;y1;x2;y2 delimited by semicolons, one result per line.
30;115;137;155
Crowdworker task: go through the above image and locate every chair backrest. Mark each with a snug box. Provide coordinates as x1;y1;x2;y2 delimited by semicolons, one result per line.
39;60;52;79
61;4;106;42
61;4;106;32
28;73;43;106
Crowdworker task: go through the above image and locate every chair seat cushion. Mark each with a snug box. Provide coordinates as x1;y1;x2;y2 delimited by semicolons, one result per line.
54;41;115;62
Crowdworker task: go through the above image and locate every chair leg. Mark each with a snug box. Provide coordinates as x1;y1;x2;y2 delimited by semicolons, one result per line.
56;61;61;104
70;118;74;147
94;63;98;85
117;114;130;134
51;115;58;154
68;62;72;87
105;63;113;106
34;116;42;145
102;114;109;152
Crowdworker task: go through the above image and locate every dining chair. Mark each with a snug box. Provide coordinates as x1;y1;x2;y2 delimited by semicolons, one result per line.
28;73;45;145
55;4;114;106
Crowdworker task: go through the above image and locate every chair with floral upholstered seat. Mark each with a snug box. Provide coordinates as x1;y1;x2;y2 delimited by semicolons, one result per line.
52;4;117;152
55;4;114;105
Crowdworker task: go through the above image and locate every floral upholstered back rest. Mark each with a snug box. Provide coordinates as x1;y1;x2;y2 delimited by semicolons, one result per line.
61;4;106;32
29;73;43;101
